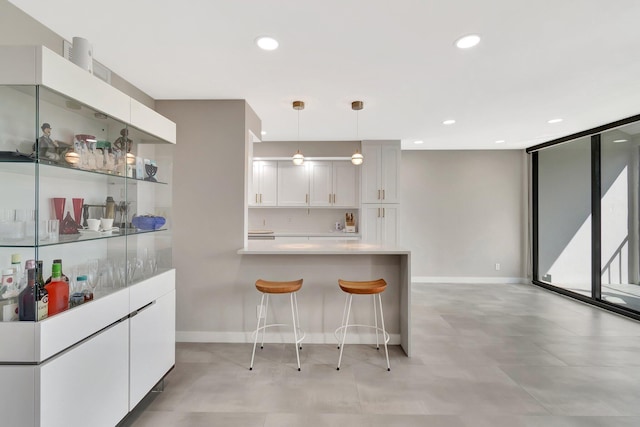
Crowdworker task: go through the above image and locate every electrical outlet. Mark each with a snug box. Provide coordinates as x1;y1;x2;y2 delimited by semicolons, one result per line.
256;305;266;319
495;263;501;271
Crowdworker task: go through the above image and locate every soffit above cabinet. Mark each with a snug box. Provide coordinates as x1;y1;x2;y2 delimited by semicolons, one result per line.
0;45;176;144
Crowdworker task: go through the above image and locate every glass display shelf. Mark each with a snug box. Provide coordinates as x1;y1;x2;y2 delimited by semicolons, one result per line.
0;228;168;248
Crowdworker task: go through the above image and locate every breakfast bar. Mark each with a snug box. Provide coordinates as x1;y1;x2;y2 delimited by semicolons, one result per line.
238;240;412;356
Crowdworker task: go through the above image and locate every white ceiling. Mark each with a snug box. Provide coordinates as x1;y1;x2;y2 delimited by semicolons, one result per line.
9;0;640;150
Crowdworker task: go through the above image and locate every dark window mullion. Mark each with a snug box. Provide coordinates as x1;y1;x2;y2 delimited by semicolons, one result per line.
592;135;601;300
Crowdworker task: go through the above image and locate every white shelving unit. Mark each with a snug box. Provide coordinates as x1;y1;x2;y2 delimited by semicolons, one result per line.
0;45;176;427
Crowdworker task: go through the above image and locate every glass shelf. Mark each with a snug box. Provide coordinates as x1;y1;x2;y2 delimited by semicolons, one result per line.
0;228;168;248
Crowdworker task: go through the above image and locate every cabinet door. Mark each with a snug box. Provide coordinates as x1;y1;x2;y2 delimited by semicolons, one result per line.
380;205;399;246
130;290;176;409
39;319;129;427
361;205;381;243
333;161;358;207
361;142;382;203
309;161;333;206
250;161;260;206
380;144;401;203
259;161;278;206
277;162;309;206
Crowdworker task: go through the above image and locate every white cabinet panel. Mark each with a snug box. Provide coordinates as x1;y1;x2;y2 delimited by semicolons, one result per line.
130;290;175;409
0;366;35;427
278;162;309;206
361;204;398;245
309;161;333;206
333;162;358;207
39;320;129;427
361;141;400;204
251;161;278;206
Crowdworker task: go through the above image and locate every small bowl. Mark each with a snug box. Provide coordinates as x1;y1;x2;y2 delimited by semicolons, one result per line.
132;215;166;230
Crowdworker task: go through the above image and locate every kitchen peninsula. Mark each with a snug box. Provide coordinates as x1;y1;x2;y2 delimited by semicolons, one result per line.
238;240;412;356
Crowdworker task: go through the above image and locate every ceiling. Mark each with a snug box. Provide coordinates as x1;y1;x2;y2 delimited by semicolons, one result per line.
8;0;640;150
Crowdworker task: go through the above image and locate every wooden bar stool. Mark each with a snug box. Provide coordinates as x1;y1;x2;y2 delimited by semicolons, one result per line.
250;278;305;371
335;278;390;371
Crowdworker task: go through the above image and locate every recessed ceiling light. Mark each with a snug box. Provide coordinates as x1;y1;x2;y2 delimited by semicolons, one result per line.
255;36;279;51
414;140;424;144
443;119;456;125
261;130;267;135
547;118;563;124
495;140;505;144
613;139;628;143
455;34;481;49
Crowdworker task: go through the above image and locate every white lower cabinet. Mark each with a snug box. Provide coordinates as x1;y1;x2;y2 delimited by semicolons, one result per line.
361;204;399;245
130;290;176;409
39;320;130;427
0;270;176;427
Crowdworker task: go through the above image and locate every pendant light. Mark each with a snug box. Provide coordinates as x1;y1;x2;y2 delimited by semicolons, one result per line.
292;100;305;165
351;101;364;165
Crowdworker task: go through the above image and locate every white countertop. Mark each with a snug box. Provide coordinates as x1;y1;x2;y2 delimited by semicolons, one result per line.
238;240;410;255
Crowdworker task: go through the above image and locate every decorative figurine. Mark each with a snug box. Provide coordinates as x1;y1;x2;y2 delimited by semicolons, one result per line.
113;128;133;153
35;123;67;161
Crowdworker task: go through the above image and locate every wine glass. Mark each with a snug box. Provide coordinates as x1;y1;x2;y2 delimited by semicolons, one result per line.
85;258;99;296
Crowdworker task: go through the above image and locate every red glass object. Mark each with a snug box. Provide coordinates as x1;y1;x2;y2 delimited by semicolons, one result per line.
72;198;84;226
52;198;66;221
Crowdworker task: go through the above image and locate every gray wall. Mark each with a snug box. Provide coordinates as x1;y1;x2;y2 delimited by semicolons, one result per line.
155;100;253;335
400;150;528;280
0;0;155;109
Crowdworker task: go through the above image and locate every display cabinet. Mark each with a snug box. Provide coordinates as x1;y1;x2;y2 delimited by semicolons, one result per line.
0;46;176;426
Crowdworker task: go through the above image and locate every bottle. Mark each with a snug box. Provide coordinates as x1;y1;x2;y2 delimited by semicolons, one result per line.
1;268;19;322
45;259;69;284
18;268;36;321
77;275;93;302
105;196;116;219
10;254;22;290
35;261;48;321
44;263;69;316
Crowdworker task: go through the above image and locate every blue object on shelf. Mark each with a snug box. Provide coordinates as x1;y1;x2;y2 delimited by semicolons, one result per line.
132;215;166;230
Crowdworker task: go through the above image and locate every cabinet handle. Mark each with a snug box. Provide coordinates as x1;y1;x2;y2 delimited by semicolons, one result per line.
382;189;385;200
382;208;385;218
378;189;381;200
329;194;332;203
306;194;309;204
377;207;380;218
255;194;258;203
333;194;336;204
260;193;262;203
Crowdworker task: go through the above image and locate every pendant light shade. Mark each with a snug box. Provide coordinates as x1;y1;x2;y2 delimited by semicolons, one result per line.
292;100;305;165
351;150;364;165
351;101;365;165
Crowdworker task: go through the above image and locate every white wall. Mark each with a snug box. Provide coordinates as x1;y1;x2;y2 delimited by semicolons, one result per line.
400;150;528;282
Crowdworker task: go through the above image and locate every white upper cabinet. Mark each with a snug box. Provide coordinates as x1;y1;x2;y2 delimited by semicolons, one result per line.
309;161;358;207
251;160;277;206
277;161;309;206
332;161;358;207
361;141;400;204
361;204;399;245
0;46;176;144
309;161;333;206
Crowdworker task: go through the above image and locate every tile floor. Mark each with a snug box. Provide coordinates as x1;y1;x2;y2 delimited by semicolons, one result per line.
120;283;640;426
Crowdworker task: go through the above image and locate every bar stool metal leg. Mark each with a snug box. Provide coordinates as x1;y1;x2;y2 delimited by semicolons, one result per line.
373;294;380;350
337;294;349;349
250;293;266;370
290;293;301;371
261;294;270;349
378;294;391;371
337;294;353;370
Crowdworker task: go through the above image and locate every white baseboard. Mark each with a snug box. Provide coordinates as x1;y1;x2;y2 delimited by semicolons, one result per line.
176;331;401;345
412;276;529;285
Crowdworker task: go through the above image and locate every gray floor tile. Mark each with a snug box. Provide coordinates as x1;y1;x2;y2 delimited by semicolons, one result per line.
124;283;640;425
